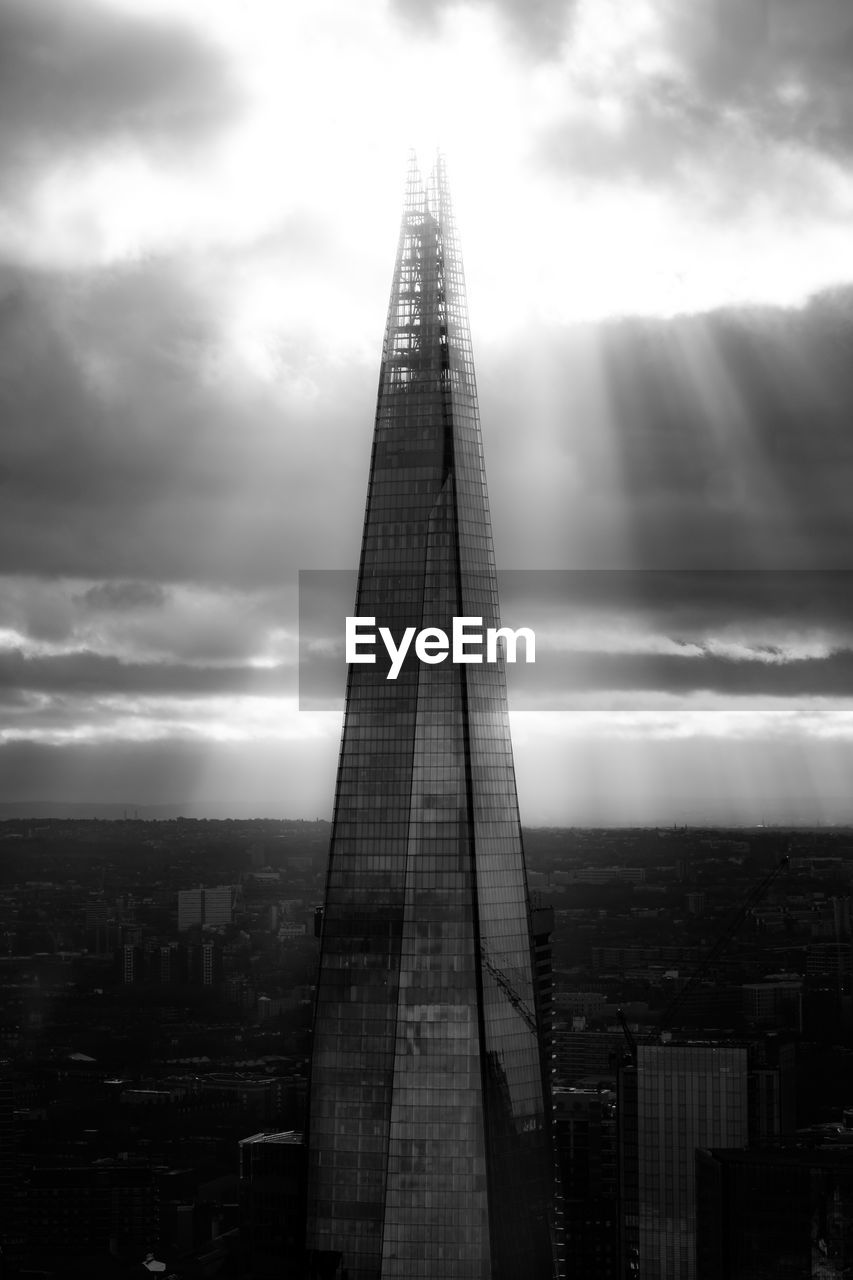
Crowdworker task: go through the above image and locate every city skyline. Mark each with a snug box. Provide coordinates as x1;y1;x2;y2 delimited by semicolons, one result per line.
3;0;853;825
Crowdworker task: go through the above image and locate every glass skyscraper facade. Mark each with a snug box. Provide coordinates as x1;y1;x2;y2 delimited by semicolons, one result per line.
305;156;555;1279
636;1044;748;1280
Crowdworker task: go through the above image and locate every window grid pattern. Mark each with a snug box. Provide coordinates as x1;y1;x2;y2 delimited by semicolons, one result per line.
637;1045;748;1280
306;155;554;1279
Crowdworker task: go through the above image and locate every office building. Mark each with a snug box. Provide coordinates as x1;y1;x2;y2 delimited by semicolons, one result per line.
746;1034;797;1147
0;1071;14;1252
22;1163;158;1257
624;1043;749;1280
178;888;203;931
84;898;116;954
202;884;235;927
178;885;235;931
531;903;556;1087
121;943;140;985
742;979;803;1032
553;1086;618;1279
239;1131;306;1277
305;155;555;1278
554;1028;624;1086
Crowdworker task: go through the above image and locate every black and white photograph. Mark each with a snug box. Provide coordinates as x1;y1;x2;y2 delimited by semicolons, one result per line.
2;1;853;1277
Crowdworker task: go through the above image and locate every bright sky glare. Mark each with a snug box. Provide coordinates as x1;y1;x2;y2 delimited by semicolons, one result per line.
3;0;853;822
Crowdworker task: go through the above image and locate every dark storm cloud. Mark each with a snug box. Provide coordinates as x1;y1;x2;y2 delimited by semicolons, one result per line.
0;269;206;575
301;642;853;710
297;569;853;710
302;569;853;640
535;0;853;186
0;0;238;198
391;0;574;57
81;581;167;612
680;0;853;155
598;289;853;568
5;254;853;608
503;646;853;705
537;75;727;188
0;648;292;698
495;571;853;638
0;261;372;587
474;288;853;580
8;630;853;717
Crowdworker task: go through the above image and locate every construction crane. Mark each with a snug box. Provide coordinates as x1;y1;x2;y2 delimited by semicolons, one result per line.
616;1007;637;1063
660;854;789;1032
479;945;539;1035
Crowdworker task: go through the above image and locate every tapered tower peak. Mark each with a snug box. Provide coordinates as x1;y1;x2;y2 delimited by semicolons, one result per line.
305;159;556;1280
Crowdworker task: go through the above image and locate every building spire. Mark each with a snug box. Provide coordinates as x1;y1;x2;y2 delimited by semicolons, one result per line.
305;156;556;1280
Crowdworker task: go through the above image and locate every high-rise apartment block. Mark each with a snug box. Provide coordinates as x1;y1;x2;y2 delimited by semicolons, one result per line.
178;888;202;931
553;1085;619;1279
121;943;140;985
202;885;235;927
621;1043;749;1280
239;1131;306;1277
178;886;235;931
305;156;555;1278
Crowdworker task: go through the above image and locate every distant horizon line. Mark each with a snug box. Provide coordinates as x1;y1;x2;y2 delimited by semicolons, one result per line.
0;800;851;832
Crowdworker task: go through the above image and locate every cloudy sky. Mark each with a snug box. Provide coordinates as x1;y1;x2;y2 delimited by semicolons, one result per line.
3;0;853;823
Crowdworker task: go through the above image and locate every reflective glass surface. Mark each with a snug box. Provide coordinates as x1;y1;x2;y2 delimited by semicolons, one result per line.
306;157;554;1280
637;1045;748;1280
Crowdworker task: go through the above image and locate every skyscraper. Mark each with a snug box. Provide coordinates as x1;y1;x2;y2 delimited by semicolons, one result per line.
239;1131;306;1276
552;1085;619;1279
305;155;555;1279
177;885;235;931
625;1043;749;1280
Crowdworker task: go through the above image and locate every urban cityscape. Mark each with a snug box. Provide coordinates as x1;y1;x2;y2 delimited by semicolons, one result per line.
2;145;853;1280
4;2;853;1278
1;816;852;1277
